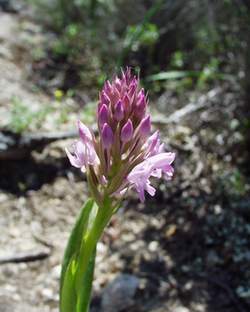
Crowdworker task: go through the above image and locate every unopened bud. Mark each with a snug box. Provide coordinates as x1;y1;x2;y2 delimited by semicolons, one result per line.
78;120;92;142
138;115;151;137
100;91;110;106
114;77;122;91
101;123;114;149
123;94;130;112
104;80;112;95
121;119;133;142
98;104;109;127
135;91;146;118
114;100;124;121
128;80;137;98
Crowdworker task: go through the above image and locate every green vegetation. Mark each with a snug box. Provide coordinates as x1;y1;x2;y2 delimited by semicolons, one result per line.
26;0;250;92
9;97;52;133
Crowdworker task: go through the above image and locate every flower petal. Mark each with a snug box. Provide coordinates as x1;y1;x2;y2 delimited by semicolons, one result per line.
77;120;92;142
65;146;83;168
66;135;99;170
127;152;175;202
145;182;156;197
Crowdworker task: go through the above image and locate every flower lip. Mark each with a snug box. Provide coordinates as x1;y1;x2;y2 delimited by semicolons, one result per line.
65;143;84;169
67;121;99;172
127;152;175;202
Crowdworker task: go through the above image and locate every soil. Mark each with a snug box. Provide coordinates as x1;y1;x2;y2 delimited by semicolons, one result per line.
0;2;250;312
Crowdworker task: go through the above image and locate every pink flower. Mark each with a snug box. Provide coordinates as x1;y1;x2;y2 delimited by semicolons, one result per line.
65;121;98;172
127;153;175;202
66;68;175;203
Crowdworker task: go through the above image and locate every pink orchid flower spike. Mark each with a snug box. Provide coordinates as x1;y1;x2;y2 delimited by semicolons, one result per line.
66;68;175;203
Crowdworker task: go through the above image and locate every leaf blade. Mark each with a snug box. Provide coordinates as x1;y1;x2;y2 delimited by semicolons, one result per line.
60;198;95;312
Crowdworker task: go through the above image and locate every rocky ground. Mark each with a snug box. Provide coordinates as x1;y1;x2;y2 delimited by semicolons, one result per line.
0;2;250;312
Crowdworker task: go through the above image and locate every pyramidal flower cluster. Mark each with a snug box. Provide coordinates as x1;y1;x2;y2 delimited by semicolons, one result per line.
66;68;175;203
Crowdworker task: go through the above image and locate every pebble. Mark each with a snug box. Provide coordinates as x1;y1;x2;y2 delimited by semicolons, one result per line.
173;307;190;312
101;274;139;312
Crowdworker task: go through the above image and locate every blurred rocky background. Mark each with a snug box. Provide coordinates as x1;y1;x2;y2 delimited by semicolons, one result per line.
0;1;250;311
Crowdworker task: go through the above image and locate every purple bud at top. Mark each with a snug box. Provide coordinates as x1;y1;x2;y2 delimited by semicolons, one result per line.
112;87;121;103
137;89;145;104
121;119;133;142
114;77;122;91
100;91;110;106
121;69;126;81
97;101;102;113
114;100;124;121
124;67;131;82
104;80;112;95
98;104;109;127
128;80;137;97
138;88;144;97
135;93;146;118
101;123;114;149
123;94;130;112
138;115;151;137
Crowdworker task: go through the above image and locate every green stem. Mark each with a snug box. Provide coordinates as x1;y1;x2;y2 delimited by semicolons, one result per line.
75;197;114;312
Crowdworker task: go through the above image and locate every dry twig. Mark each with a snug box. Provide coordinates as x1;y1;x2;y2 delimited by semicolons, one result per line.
152;88;221;125
0;250;51;264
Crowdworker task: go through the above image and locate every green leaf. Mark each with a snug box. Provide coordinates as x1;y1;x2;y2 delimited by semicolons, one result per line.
60;198;95;312
146;70;233;83
60;196;115;312
146;71;200;81
77;248;96;312
74;196;114;312
60;254;78;312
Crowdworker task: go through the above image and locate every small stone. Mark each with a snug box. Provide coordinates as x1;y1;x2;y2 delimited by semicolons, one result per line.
41;288;54;300
0;193;8;203
165;224;177;238
173;307;190;312
206;250;223;266
183;281;193;291
51;265;61;280
236;286;250;298
148;241;158;252
214;204;222;214
101;274;139;312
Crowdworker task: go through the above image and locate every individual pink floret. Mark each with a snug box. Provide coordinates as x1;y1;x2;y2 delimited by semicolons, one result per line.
127;153;175;202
